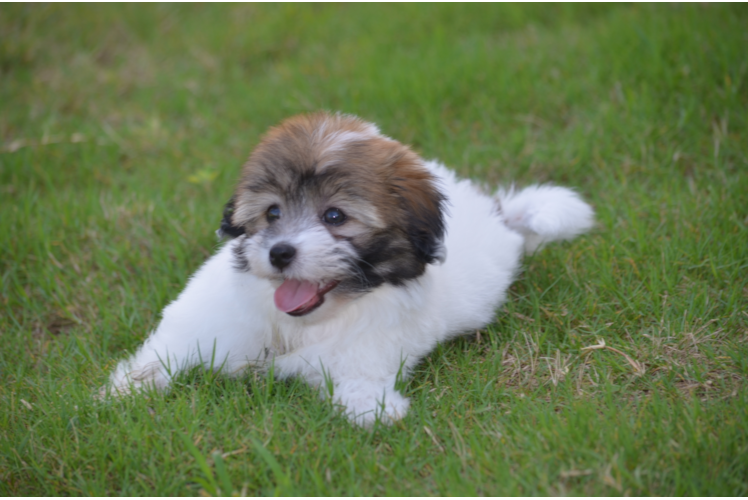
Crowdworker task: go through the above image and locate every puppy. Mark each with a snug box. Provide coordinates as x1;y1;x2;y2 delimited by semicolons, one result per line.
105;112;593;425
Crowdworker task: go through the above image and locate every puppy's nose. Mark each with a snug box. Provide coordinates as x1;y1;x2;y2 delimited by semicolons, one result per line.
269;243;296;270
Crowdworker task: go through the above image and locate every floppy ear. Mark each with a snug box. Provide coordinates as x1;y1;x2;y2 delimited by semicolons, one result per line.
391;153;447;265
216;197;245;239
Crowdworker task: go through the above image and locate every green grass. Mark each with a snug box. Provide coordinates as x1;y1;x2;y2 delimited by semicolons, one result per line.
2;3;747;495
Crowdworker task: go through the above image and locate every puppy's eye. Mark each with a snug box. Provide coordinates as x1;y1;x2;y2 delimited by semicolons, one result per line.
266;205;281;223
322;207;346;226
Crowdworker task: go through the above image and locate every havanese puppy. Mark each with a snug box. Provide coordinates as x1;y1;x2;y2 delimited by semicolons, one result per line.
105;112;593;426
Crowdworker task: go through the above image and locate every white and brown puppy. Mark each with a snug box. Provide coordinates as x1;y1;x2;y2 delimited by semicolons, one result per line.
106;112;593;425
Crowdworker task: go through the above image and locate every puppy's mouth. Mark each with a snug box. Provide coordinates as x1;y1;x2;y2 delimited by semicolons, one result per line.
273;279;339;317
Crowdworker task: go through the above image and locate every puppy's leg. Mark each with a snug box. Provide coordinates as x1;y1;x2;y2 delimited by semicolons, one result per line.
104;242;272;396
332;376;410;427
273;336;416;426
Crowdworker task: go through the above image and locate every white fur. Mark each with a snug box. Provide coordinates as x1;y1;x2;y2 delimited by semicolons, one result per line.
105;160;593;426
496;184;594;254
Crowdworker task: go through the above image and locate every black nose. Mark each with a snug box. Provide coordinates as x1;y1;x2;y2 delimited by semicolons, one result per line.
269;243;296;270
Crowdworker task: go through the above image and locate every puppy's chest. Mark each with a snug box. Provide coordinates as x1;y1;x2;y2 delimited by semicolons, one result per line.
265;316;342;356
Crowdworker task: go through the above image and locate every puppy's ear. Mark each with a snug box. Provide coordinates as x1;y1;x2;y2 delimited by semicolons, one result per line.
391;153;447;265
216;197;245;240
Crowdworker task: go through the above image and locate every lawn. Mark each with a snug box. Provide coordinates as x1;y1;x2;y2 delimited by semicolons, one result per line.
1;3;747;495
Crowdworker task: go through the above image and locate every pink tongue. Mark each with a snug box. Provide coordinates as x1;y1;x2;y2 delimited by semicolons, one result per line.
274;279;319;312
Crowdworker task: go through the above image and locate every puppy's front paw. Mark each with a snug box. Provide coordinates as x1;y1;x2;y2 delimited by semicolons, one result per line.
333;379;410;427
98;361;171;399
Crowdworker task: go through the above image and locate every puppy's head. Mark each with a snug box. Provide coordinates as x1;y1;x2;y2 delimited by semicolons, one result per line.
222;112;445;317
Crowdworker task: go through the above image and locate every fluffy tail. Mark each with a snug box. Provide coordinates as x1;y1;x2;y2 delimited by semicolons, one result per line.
496;185;594;254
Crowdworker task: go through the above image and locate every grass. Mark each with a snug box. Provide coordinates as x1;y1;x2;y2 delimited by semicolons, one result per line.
1;3;747;495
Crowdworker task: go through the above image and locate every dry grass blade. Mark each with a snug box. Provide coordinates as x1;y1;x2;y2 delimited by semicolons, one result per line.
560;469;593;479
541;349;571;386
423;426;444;453
581;338;646;376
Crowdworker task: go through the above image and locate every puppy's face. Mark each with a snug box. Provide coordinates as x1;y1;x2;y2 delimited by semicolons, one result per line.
223;113;445;317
